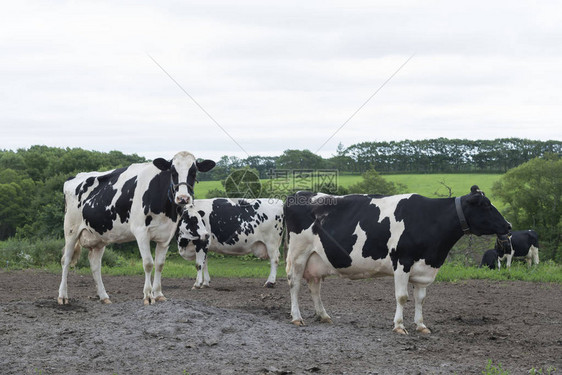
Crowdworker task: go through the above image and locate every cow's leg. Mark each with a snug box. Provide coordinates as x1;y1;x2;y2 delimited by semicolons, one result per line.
58;236;80;305
202;258;210;288
264;243;279;288
308;278;331;323
286;250;309;326
192;248;207;289
497;258;501;270
151;242;168;302
413;285;431;334
393;268;410;335
88;246;111;304
506;252;513;269
136;236;155;305
531;245;539;265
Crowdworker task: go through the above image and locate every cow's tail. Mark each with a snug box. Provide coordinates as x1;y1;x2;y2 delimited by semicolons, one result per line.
283;221;289;263
61;241;82;267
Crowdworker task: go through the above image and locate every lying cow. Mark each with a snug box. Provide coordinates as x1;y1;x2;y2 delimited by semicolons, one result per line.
497;229;539;268
58;151;215;305
284;186;511;334
480;234;512;270
177;198;284;288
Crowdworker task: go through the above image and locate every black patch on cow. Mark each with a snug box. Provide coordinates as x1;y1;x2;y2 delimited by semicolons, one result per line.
142;170;178;222
145;215;152;226
75;177;96;208
480;249;498;269
198;210;205;217
80;168;128;234
284;192;317;236
311;194;392;269
394;195;460;272
115;177;137;224
209;199;263;246
179;237;189;248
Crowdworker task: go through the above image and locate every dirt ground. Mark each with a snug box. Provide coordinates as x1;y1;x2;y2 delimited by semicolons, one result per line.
0;269;560;375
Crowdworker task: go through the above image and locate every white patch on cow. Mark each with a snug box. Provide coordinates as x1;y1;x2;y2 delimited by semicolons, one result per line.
371;194;411;253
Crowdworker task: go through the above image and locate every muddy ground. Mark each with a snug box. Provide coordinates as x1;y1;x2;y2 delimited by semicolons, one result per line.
0;269;560;375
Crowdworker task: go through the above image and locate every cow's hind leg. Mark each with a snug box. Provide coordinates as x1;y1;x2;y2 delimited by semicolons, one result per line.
531;245;539;265
152;242;169;302
286;246;311;326
136;235;155;305
264;241;280;288
393;268;410;335
89;245;111;304
413;285;431;334
58;236;80;305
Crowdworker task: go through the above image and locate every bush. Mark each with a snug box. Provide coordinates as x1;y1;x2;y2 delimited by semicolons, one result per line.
0;237;64;268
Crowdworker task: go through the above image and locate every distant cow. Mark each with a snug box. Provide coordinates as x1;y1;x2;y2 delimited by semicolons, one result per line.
284;186;511;334
58;152;215;305
480;249;499;269
177;198;284;288
481;234;512;270
497;230;539;268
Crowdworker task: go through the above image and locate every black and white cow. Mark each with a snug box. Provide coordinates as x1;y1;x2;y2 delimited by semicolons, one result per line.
497;229;539;268
177;198;284;288
58;151;215;305
480;234;512;270
284;186;511;334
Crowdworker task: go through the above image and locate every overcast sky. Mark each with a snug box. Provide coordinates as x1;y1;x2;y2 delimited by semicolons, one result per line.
1;0;561;161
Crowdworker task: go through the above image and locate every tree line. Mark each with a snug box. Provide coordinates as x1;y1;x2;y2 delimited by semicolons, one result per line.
201;138;562;180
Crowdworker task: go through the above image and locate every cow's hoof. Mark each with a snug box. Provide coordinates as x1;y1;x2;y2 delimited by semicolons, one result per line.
154;296;167;302
264;282;276;288
319;317;333;324
143;298;154;305
191;285;201;290
57;297;69;305
416;326;431;334
393;327;409;335
202;284;210;289
100;298;112;304
291;319;305;327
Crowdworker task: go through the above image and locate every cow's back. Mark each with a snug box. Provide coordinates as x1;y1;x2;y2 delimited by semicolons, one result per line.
195;198;283;255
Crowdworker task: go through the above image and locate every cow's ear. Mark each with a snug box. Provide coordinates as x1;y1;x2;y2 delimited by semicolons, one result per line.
470;185;484;195
196;159;216;172
153;158;172;171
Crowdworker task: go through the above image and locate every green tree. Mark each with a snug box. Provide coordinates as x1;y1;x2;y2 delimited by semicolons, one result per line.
492;154;562;261
348;169;405;195
276;149;325;170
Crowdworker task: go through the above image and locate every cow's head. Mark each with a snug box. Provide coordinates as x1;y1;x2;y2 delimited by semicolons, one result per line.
177;208;210;261
494;234;512;257
153;151;215;207
460;185;512;237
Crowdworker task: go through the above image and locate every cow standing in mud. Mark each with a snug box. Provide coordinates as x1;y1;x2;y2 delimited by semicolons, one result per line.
177;198;284;288
58;151;214;305
284;186;511;334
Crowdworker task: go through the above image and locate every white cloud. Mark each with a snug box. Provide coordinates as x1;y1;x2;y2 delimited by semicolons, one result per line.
0;0;561;163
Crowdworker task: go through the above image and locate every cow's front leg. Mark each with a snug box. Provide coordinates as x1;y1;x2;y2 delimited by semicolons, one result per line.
136;236;155;305
152;242;168;302
506;252;513;269
393;268;409;335
192;248;207;289
89;246;111;304
202;259;211;288
413;285;431;334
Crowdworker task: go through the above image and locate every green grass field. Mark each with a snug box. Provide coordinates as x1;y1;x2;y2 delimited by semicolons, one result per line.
196;173;504;208
41;255;562;284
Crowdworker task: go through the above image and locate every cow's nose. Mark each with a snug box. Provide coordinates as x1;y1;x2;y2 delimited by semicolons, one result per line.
176;195;191;205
